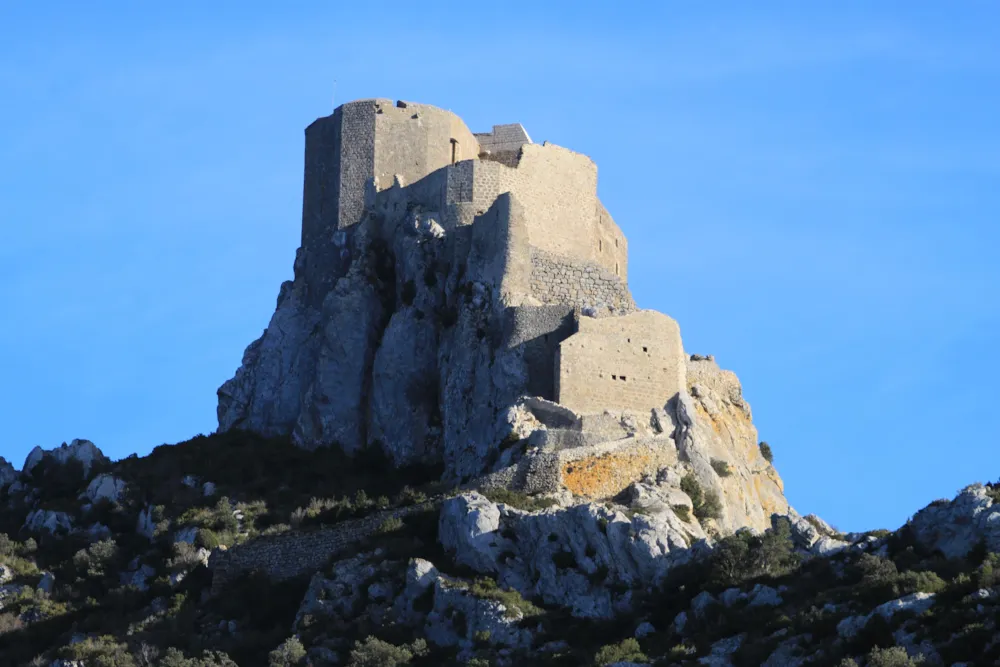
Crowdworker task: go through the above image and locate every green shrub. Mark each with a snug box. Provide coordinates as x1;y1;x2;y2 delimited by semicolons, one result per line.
866;645;921;667
672;504;691;522
759;441;774;463
72;538;119;580
680;474;703;507
710;458;733;477
470;577;543;619
695;490;723;520
593;638;648;666
711;517;799;586
268;636;307;667
481;487;557;512
378;516;404;534
348;636;414;667
59;634;136;667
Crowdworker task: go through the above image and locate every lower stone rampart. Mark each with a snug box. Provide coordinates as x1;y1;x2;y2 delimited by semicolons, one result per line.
208;504;428;595
529;248;635;314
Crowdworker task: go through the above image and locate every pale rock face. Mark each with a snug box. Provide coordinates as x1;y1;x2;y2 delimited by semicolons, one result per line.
0;457;16;489
673;359;790;534
908;484;1000;559
292;271;385;454
136;506;159;540
439;492;707;619
22;439;107;478
837;592;936;639
391;558;532;653
748;584;783;607
202;482;217;497
438;493;503;573
0;564;12;584
369;307;441;465
24;509;73;534
80;474;127;505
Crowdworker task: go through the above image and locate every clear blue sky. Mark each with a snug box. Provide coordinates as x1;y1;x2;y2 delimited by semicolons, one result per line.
1;2;997;533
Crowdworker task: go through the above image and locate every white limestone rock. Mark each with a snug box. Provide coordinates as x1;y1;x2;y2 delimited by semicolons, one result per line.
22;439;107;479
369;307;441;465
439;492;706;619
23;509;73;534
837;592;936;639
202;481;217;497
136;505;159;540
217;279;325;439
675;360;790;534
0;564;12;585
438;493;503;573
294;551;399;631
748;584;783;607
293;272;385;454
79;474;126;505
908;484;1000;559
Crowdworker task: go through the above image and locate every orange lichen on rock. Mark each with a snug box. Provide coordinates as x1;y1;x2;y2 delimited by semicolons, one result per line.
561;450;654;498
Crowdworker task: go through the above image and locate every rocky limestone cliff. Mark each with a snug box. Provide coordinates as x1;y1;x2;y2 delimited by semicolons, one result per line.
216;99;789;537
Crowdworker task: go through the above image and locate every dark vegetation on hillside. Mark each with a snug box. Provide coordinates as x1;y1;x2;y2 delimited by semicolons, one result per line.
1;431;1000;665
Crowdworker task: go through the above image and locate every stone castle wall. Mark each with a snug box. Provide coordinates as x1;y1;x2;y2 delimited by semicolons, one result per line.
529;248;634;314
209;505;425;594
556;311;686;415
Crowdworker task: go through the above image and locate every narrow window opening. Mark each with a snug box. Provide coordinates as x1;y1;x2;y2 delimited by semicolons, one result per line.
450;138;458;165
612;374;617;380
615;238;619;248
616;262;619;276
599;239;603;252
620;376;627;382
642;346;648;352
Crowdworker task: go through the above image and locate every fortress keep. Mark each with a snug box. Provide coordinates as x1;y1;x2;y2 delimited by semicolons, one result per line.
292;98;661;416
218;98;786;530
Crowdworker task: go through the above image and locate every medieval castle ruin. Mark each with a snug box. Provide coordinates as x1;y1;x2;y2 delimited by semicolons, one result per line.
296;99;682;416
210;98;788;586
218;98;784;526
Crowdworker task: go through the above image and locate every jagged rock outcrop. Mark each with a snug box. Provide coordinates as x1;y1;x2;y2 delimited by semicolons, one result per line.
23;509;73;534
22;439;107;478
79;474;127;505
215;98;789;538
909;484;1000;559
439;492;709;618
0;457;16;490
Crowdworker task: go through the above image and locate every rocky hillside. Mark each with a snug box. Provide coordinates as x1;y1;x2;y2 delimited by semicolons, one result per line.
2;436;1000;666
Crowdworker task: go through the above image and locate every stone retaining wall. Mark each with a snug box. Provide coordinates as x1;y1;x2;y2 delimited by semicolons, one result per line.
209;504;428;595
